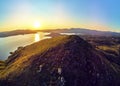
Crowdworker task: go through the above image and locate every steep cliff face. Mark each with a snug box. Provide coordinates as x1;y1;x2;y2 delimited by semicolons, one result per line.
0;35;120;86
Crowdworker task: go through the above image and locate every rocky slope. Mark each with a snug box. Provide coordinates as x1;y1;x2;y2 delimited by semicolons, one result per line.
0;35;120;86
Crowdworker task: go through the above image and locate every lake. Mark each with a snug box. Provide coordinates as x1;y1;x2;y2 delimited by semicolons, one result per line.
0;32;51;60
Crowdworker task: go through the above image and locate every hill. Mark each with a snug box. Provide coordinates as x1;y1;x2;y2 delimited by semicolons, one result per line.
0;35;120;86
0;30;37;37
44;28;120;37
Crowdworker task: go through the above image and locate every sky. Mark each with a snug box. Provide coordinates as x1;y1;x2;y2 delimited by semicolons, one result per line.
0;0;120;32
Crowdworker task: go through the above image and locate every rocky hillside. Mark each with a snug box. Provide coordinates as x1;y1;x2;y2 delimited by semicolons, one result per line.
0;60;5;70
0;35;120;86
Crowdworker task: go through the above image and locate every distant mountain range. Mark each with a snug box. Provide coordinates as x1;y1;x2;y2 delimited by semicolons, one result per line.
0;35;120;86
0;28;120;37
45;28;120;36
0;30;37;37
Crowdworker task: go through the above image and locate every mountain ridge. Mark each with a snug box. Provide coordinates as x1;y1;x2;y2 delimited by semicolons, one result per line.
0;28;120;37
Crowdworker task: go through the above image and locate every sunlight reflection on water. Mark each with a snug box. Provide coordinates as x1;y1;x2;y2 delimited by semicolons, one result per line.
35;33;40;42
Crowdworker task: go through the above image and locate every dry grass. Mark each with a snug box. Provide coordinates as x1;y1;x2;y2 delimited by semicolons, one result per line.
98;45;120;56
0;60;6;71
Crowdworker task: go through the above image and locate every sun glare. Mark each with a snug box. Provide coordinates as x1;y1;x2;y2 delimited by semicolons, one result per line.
35;33;40;42
34;21;41;28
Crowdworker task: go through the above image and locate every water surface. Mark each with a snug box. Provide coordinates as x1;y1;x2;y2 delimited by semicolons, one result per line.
0;32;50;60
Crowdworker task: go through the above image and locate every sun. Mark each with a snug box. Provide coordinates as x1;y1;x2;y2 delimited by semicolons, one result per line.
33;21;41;28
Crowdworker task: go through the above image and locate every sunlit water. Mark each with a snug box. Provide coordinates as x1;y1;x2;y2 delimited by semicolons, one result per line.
0;32;50;60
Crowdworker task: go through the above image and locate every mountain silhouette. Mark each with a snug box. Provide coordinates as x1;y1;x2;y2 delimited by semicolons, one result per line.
0;35;120;86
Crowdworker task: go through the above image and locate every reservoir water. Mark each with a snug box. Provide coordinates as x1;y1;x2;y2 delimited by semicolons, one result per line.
0;32;50;60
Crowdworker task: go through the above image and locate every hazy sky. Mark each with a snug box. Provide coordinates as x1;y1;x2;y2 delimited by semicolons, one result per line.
0;0;120;32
